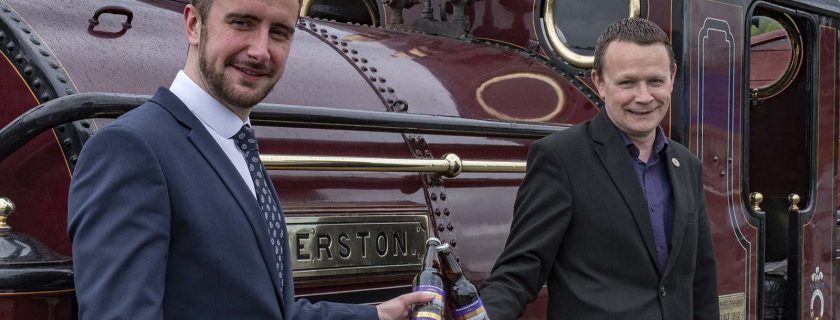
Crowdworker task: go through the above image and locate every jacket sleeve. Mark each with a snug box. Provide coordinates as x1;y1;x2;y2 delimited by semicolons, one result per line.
692;162;720;320
291;299;378;320
479;137;573;319
68;125;171;320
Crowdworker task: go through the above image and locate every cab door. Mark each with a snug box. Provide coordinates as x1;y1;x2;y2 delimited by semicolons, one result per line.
744;2;835;319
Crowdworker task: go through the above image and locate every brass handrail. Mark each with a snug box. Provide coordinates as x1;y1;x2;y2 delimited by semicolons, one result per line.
261;153;525;178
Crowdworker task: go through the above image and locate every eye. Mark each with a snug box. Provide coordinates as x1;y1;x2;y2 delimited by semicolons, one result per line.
617;80;634;88
231;19;251;28
270;28;291;40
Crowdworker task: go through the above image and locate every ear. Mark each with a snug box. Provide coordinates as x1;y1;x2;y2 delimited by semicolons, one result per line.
591;69;607;99
184;4;202;47
670;63;678;82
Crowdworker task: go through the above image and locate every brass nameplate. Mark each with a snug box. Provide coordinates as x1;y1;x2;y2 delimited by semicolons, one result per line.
718;293;745;320
286;215;429;278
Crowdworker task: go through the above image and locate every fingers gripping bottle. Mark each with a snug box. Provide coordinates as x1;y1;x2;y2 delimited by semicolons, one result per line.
410;237;446;320
437;243;489;320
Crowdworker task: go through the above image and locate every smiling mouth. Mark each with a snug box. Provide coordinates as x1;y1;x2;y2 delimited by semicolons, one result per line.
233;65;269;78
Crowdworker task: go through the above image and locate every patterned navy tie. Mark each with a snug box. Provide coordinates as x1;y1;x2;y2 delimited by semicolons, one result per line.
233;124;285;293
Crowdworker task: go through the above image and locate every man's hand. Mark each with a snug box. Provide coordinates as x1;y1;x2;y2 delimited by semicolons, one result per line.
376;291;435;320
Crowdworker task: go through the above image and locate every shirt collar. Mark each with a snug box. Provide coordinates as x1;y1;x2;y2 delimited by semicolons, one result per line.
614;123;669;159
169;70;250;139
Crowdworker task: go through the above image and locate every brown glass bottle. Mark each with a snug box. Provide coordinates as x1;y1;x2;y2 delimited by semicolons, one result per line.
438;243;489;320
410;237;446;320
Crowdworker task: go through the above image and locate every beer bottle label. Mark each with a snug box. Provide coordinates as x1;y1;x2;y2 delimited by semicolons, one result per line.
453;298;489;320
410;285;445;320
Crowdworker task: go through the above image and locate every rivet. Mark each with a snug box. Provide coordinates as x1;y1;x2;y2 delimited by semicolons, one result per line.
361;58;368;63
386;98;394;104
1;7;9;13
21;27;30;34
30;36;40;45
387;87;394;93
360;66;368;71
57;75;67;83
446;223;453;231
415;150;423;157
378;87;385;92
309;23;316;28
32;79;41;88
719;170;725;177
430;193;437;201
11;16;19;23
713;156;719;162
22;66;31;75
319;33;327;38
419;138;426;144
342;48;349;53
49;61;58;69
319;29;327;33
39;49;49;57
434;208;441;216
440;193;446;201
81;121;90;128
70;155;78;164
63;138;73;147
370;67;377;73
65;88;75;95
340;41;347;46
15;53;23;63
409;137;417;143
443;208;450;216
391;100;407;112
40;93;50;101
437;224;444;232
352;57;359;62
369;76;377;82
451;241;456;247
424;150;432;158
56;125;65;133
379;77;386;83
350;49;358;54
330;35;337;39
331;40;338;45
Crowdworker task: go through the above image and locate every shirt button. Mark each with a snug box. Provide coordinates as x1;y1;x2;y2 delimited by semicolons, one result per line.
659;287;667;297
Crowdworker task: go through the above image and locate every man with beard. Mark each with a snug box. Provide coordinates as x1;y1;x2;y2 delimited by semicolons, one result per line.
67;0;432;319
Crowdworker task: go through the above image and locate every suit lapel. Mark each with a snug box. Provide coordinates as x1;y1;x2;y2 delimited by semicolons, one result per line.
149;88;286;307
589;113;661;274
662;145;690;277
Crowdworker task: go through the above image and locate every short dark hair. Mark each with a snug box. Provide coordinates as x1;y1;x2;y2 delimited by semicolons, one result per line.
593;18;675;75
191;0;213;22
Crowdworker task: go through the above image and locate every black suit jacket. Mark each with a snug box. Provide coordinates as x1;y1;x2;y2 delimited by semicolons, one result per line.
480;112;719;319
68;88;377;319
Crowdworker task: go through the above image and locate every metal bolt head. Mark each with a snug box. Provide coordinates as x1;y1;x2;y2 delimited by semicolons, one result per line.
0;197;13;233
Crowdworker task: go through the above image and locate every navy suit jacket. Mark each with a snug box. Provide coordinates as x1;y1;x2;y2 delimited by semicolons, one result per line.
480;112;719;319
68;88;377;319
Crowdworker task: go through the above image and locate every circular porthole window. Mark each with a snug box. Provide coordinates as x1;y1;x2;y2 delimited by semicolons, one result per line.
748;13;801;100
542;0;641;68
300;0;380;26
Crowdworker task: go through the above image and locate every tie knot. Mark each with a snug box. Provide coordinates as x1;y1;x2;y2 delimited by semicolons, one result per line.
233;125;259;153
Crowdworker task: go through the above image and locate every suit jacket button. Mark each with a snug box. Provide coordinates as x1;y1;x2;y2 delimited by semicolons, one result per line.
659;287;667;297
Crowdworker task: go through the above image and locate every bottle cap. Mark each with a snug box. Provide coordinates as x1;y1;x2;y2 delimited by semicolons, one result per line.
436;242;451;253
426;237;441;246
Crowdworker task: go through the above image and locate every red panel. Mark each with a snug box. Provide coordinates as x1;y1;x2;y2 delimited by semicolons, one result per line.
0;51;73;257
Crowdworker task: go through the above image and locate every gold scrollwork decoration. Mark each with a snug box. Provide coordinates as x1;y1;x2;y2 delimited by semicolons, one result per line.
475;72;565;122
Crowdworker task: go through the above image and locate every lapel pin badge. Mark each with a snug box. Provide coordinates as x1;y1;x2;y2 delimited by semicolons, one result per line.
672;158;680;167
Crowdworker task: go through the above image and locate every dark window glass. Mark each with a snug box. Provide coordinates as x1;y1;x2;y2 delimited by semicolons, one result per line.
551;1;629;56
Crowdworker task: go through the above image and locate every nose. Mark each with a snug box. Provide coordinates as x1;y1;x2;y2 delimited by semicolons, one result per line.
635;83;654;104
246;29;271;63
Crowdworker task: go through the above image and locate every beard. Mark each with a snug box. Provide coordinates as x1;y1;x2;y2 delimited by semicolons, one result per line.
197;26;278;109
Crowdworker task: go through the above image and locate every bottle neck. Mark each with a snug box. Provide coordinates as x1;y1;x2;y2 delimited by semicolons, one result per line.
422;243;439;270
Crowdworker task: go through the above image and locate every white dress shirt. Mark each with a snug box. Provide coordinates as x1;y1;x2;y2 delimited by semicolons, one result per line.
169;70;257;198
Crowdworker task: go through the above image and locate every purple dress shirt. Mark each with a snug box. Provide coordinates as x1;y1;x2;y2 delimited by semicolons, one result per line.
618;126;675;269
